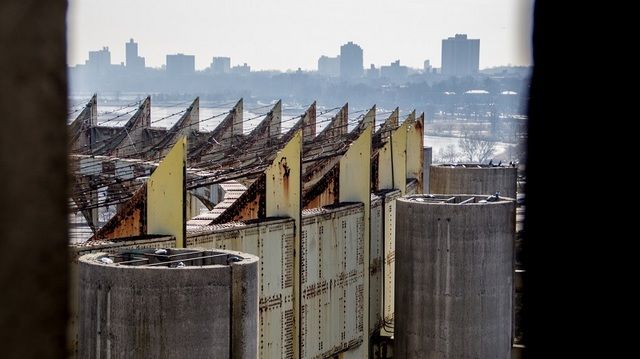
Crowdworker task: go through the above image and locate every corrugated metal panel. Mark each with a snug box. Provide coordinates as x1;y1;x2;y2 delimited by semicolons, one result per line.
115;159;135;180
301;203;364;359
79;157;102;176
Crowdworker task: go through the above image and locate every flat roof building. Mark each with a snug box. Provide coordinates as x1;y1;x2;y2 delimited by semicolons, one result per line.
166;53;195;76
340;41;363;80
441;34;480;77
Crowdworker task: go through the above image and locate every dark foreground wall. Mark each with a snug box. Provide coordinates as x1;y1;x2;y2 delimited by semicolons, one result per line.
0;1;68;358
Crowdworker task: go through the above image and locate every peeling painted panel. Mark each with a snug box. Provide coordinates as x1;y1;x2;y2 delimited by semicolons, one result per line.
266;130;301;219
383;191;401;330
211;176;265;224
303;170;338;210
339;123;372;357
90;186;147;241
147;137;186;248
301;204;364;359
266;130;301;359
369;199;383;332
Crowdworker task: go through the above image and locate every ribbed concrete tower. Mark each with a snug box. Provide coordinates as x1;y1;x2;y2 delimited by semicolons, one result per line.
394;194;515;358
429;163;517;198
78;248;258;358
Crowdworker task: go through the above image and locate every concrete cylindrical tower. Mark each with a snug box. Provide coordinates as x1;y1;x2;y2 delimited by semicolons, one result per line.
394;194;515;358
429;164;517;198
78;248;258;359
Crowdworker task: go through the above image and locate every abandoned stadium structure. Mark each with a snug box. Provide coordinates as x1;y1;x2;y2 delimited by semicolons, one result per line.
68;95;516;358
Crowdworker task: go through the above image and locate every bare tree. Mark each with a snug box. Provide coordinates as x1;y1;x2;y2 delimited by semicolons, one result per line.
436;144;460;163
458;134;496;163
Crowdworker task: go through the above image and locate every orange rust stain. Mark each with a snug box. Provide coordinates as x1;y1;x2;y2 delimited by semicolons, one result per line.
234;194;260;222
90;186;147;241
96;208;143;241
303;177;337;209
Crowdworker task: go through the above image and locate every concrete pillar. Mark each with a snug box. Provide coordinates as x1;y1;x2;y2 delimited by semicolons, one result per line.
395;194;515;359
0;0;68;357
231;253;259;358
429;164;517;198
78;249;258;358
423;147;432;193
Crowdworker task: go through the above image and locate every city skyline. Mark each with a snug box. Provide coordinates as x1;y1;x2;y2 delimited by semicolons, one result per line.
67;0;534;71
72;37;529;76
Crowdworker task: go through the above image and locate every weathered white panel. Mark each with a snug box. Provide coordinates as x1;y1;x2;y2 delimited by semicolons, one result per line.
301;203;364;359
383;191;401;329
369;197;384;332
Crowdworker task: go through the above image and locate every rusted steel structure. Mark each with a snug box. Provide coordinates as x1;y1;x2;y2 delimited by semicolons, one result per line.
68;95;425;359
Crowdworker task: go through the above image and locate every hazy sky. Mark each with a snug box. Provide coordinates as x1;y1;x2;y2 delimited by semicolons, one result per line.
67;0;533;71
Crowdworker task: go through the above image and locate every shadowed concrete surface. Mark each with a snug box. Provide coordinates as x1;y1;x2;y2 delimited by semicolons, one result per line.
0;0;69;358
394;195;515;358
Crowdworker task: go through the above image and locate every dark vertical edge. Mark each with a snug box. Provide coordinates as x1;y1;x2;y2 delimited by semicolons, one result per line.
0;0;69;357
229;265;234;359
230;259;258;359
297;130;303;359
182;141;187;248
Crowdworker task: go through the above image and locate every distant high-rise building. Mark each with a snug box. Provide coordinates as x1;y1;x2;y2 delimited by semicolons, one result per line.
380;60;409;82
441;34;480;76
340;41;363;80
166;54;195;76
366;64;380;79
230;63;250;75
211;57;231;74
125;39;145;72
423;59;432;73
317;55;340;77
86;46;111;74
